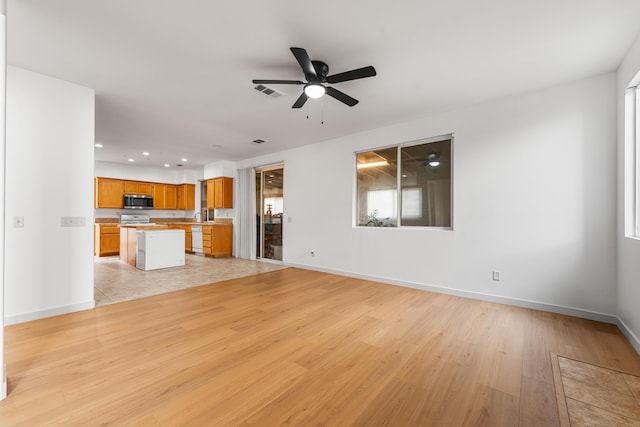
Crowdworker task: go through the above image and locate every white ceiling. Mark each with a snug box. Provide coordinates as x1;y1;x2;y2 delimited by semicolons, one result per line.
7;1;640;169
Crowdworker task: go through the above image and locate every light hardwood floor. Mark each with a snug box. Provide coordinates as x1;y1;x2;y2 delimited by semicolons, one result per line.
2;268;639;426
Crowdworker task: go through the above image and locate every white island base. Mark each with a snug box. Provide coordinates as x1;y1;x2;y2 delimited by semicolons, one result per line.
136;229;185;271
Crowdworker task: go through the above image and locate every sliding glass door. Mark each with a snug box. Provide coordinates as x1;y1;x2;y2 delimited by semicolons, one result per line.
256;165;284;261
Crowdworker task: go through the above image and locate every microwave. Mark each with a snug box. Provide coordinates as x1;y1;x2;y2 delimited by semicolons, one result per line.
123;194;154;209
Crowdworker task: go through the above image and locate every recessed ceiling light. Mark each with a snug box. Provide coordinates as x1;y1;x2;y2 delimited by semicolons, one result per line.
94;143;103;148
164;164;170;168
211;144;222;149
127;158;135;162
142;151;150;156
181;158;188;162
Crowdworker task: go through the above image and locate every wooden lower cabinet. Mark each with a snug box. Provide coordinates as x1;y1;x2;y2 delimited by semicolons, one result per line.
94;225;121;256
202;224;232;257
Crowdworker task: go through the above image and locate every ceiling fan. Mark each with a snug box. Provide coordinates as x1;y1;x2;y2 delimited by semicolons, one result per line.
252;47;377;109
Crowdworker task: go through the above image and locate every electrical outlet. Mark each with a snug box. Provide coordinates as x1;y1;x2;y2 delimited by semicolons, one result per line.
13;216;24;228
310;250;316;257
492;270;501;281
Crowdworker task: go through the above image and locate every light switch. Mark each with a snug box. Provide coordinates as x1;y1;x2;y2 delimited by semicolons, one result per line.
61;216;86;227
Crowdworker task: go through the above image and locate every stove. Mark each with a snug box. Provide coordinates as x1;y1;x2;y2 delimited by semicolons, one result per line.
120;214;152;225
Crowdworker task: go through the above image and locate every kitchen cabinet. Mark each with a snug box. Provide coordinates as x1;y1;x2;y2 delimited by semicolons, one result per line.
96;177;194;210
207;177;233;209
153;184;178;210
153;184;166;208
124;181;153;195
95;178;124;208
94;224;120;256
165;185;178;210
177;184;196;210
202;223;232;257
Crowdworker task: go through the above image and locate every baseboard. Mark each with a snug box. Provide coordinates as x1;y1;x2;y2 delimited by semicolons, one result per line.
284;262;618;324
4;300;96;326
1;363;6;401
617;317;640;355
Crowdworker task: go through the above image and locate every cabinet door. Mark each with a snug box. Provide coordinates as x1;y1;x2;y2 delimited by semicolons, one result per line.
153;184;166;209
178;184;196;210
185;232;192;252
101;234;121;256
212;177;233;208
95;178;124;208
123;181;138;194
211;225;233;257
165;185;178;209
137;182;153;195
206;180;215;209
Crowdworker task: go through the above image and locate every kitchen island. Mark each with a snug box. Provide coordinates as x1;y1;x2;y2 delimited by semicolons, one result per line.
119;224;169;267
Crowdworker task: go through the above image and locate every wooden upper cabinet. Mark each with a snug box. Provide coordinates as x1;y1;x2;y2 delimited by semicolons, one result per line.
165;185;178;210
96;178;193;210
153;183;178;210
153;183;166;209
206;180;215;209
207;177;233;209
95;178;124;208
124;181;153;195
178;184;196;210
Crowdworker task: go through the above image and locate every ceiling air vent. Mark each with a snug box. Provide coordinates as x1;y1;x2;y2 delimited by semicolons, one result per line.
254;84;284;99
252;139;266;144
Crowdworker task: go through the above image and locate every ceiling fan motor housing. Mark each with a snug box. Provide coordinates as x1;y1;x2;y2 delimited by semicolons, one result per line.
310;60;329;82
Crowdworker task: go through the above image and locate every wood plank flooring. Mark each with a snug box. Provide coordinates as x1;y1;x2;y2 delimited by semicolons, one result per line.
1;268;639;426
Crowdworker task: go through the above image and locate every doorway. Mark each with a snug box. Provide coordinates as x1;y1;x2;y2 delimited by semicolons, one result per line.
256;165;284;261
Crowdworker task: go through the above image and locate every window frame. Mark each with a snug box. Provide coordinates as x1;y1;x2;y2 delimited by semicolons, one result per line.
635;86;640;238
354;134;454;230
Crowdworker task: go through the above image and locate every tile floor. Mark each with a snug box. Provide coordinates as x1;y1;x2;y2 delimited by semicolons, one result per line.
554;354;640;426
94;254;288;306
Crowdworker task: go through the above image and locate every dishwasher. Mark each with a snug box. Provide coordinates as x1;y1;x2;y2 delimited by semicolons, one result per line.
191;225;203;255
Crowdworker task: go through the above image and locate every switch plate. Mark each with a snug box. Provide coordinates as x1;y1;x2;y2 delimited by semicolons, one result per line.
13;216;24;228
492;270;501;281
61;216;86;227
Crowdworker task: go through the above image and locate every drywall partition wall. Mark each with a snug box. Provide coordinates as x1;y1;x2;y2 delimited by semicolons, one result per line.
617;31;640;352
239;72;618;321
1;0;7;400
5;66;95;324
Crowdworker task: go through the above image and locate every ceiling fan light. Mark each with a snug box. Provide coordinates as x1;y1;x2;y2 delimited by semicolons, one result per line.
304;83;326;99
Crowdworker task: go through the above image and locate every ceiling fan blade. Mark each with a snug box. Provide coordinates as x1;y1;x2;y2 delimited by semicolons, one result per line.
326;86;359;107
252;79;304;85
326;66;377;84
290;47;317;80
292;92;308;109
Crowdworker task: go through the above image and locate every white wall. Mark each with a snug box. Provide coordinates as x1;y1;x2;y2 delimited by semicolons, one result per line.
239;73;618;321
617;32;640;352
5;66;95;324
94;161;200;219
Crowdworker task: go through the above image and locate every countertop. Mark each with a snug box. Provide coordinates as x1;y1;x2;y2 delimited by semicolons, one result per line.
118;224;170;230
156;221;232;227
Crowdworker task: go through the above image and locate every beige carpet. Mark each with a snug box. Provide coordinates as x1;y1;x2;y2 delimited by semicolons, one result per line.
552;353;640;426
94;254;288;306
